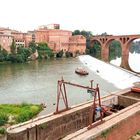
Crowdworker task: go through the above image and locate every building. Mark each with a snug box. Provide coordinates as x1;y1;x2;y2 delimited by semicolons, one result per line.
0;24;86;56
0;27;13;52
34;24;86;56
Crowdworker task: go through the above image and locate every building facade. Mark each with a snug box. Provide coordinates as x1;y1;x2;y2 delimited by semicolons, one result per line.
34;24;86;56
0;24;86;56
0;27;13;52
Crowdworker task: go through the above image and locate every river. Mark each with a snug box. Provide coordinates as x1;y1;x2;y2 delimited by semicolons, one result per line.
110;52;140;72
0;55;140;115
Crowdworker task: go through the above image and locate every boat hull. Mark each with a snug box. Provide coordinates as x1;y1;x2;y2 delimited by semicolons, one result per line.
75;70;88;75
131;87;140;93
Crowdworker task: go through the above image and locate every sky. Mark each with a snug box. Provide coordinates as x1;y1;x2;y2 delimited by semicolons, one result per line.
0;0;140;35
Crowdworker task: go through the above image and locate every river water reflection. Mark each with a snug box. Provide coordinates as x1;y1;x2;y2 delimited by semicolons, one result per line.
110;53;140;73
0;56;119;115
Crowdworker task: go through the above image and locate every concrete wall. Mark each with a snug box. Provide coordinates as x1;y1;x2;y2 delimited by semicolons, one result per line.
95;111;140;140
7;92;139;140
7;106;91;140
118;95;139;107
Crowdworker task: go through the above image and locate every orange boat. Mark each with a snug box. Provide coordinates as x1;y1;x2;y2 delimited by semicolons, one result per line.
131;87;140;93
75;67;89;75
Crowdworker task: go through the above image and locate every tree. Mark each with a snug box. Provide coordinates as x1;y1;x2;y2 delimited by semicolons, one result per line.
130;41;140;54
109;40;121;61
28;41;37;53
101;32;108;36
0;45;9;62
72;30;93;38
72;30;81;36
90;41;101;59
17;47;31;62
36;42;54;59
72;30;93;51
10;40;16;54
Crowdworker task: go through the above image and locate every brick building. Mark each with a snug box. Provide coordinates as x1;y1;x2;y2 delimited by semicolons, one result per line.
0;24;86;56
34;24;86;56
0;27;13;52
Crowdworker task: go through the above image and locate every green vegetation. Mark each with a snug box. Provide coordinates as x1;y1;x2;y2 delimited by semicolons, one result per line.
0;46;8;62
73;30;140;61
0;127;6;134
88;41;101;59
29;41;37;53
109;40;121;61
8;43;31;63
85;32;122;60
72;30;93;38
0;113;8;126
130;41;140;54
72;30;93;49
0;103;43;135
90;40;121;61
38;123;48;129
36;42;54;59
73;30;95;58
28;41;54;59
0;103;42;125
0;40;32;63
0;41;54;63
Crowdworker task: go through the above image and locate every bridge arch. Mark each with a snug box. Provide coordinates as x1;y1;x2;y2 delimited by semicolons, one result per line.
90;39;102;59
103;39;122;62
91;37;122;62
90;39;102;45
125;37;140;73
126;37;138;50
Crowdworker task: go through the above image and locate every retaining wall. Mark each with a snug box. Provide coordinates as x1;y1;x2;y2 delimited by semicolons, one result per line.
7;89;138;140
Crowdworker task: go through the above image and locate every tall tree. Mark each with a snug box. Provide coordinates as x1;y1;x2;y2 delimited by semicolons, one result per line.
10;39;16;54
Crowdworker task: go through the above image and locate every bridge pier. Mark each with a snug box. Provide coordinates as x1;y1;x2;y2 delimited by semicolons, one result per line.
120;44;131;70
101;44;109;62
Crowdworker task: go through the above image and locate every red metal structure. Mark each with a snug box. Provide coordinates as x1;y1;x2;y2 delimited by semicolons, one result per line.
54;78;104;128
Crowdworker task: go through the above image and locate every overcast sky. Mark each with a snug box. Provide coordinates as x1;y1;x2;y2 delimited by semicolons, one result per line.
0;0;140;35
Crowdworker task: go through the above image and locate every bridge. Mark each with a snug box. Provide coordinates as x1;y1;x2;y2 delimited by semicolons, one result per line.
90;35;140;71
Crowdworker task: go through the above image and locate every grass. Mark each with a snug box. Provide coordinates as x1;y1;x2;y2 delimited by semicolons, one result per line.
0;113;8;126
0;103;43;127
0;127;6;135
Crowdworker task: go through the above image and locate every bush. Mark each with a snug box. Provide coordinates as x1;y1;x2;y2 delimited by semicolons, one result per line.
16;111;33;123
0;127;6;134
0;113;8;126
0;103;42;125
30;106;40;114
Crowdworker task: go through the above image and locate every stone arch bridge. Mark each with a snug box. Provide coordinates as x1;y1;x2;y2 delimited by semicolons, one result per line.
90;35;140;71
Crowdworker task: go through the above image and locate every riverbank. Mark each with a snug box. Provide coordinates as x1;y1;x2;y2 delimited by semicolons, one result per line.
0;103;43;138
